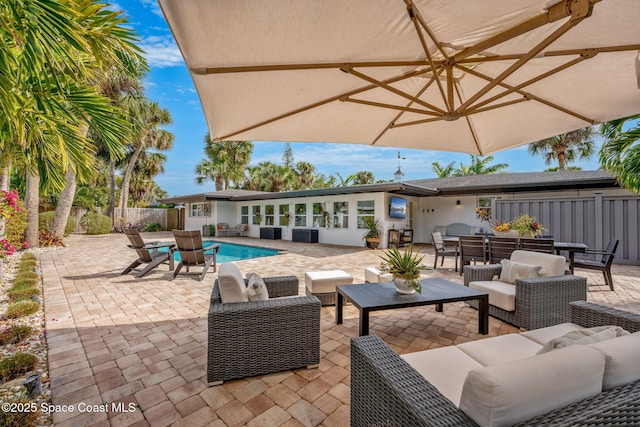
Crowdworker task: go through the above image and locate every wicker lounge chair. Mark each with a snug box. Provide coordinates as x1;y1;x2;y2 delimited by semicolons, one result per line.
216;223;230;236
351;301;640;427
170;230;220;281
208;263;320;384
121;228;174;277
464;250;586;330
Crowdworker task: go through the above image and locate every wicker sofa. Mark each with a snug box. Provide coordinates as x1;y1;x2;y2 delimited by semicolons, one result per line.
351;301;640;426
463;250;587;330
208;272;320;385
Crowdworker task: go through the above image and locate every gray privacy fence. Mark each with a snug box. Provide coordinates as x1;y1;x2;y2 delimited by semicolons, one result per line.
494;193;640;265
69;207;169;232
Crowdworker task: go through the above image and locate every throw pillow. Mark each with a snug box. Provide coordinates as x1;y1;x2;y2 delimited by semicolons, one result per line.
537;325;630;354
218;263;249;303
246;272;269;301
499;259;542;284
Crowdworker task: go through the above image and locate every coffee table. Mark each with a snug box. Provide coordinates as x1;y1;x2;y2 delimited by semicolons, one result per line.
336;278;489;336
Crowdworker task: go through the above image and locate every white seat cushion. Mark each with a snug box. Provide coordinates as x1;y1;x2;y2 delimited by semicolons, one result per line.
402;346;483;407
457;334;542;366
521;322;584;345
469;281;516;312
305;270;353;294
510;250;566;277
218;263;249;303
364;267;393;283
589;331;640;390
459;345;605;427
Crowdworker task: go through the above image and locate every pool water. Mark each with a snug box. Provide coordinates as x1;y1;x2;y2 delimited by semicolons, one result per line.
161;240;279;263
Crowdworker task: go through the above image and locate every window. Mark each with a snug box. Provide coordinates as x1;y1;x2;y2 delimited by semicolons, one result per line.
240;206;249;225
476;196;493;222
333;201;348;228
357;200;375;229
252;205;261;225
294;203;306;227
312;203;327;228
190;202;210;217
279;204;290;226
265;204;275;225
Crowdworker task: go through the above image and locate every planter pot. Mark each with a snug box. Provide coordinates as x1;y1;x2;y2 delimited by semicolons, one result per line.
493;230;519;238
365;238;380;249
392;277;416;295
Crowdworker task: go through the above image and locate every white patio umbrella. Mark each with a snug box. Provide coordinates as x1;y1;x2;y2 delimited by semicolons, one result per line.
159;0;640;155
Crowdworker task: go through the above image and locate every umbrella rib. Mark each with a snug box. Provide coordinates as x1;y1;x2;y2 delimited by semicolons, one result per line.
370;78;436;146
344;66;446;115
464;55;586;114
452;0;598;63
461;66;595;125
458;18;581;114
454;80;483;155
190;60;439;75
406;2;449;109
343;98;440;116
215;68;430;141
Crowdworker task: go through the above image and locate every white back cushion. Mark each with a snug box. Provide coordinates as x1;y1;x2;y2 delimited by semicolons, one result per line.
218;263;248;303
510;250;566;277
589;331;640;390
459;345;604;427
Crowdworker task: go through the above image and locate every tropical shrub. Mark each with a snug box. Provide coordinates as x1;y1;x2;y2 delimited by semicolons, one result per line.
80;213;112;235
7;287;40;302
39;230;66;247
0;190;28;258
0;353;38;382
143;221;162;232
11;277;38;290
38;211;75;236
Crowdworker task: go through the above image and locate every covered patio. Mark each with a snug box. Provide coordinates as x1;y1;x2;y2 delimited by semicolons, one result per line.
41;233;640;426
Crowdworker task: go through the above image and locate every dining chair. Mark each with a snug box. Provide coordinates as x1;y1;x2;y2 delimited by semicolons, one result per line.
487;236;519;264
571;239;619;291
459;235;486;276
519;237;554;254
431;231;458;271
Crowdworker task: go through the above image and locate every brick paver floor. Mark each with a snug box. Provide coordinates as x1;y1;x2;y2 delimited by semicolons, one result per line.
40;233;640;426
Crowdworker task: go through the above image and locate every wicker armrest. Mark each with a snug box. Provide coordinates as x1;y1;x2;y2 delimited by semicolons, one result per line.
351;335;476;427
263;275;299;298
463;264;502;285
570;301;640;332
514;274;587;330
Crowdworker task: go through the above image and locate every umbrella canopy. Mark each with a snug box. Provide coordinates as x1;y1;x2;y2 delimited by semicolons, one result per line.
159;0;640;155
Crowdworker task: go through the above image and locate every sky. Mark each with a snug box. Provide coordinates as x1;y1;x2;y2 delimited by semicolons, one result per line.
113;1;604;198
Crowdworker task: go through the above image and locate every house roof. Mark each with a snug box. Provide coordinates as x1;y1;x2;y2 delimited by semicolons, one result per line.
408;170;618;195
159;170;619;203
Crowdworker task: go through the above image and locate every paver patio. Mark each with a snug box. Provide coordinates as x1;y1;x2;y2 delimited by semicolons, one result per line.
40;232;640;426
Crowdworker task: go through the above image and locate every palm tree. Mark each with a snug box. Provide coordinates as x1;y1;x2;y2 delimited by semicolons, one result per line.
195;137;253;191
129;151;167;207
528;128;595;170
453;155;508;176
1;1;145;245
352;171;375;185
431;161;456;177
118;99;174;223
599;115;640;193
294;161;316;189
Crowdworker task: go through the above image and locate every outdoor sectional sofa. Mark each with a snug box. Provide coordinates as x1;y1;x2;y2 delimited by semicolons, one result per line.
351;301;640;426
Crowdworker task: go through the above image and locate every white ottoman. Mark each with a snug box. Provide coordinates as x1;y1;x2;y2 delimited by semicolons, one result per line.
305;270;353;305
364;267;394;283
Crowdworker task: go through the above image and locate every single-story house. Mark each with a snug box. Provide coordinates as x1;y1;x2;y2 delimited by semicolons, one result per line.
160;170;640;265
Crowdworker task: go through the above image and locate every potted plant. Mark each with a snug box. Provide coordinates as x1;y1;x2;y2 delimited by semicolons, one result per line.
510;213;544;237
362;217;382;249
378;244;426;294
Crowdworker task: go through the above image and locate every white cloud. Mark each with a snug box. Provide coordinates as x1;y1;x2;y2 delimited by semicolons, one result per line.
138;0;164;18
139;35;184;68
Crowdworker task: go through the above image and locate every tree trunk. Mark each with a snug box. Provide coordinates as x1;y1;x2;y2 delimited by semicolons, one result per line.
558;152;566;171
215;176;223;191
0;161;10;192
52;168;76;237
108;159;116;220
118;143;144;224
25;172;40;249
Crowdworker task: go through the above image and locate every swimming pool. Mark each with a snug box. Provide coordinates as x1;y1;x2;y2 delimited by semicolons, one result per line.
161;240;280;263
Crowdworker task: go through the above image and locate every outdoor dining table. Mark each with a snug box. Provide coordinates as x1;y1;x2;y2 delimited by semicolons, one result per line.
442;236;588;270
